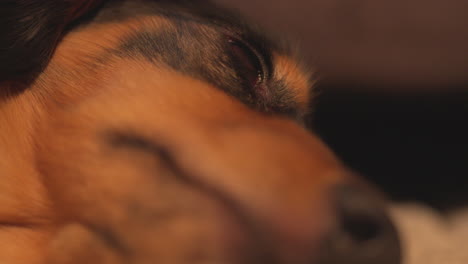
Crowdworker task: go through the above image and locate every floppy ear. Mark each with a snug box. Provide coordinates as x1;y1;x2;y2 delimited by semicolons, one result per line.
0;0;104;82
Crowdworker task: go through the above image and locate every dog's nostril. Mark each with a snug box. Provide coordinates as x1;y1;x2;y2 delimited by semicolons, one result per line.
317;185;402;264
342;210;381;244
338;186;388;245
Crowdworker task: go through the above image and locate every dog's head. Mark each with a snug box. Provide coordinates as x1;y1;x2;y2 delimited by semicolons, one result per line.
0;1;400;264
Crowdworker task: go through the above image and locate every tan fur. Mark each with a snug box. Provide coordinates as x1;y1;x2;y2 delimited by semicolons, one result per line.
273;54;314;112
0;16;349;264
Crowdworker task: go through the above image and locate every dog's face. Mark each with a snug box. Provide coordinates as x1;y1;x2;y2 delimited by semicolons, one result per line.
0;1;400;264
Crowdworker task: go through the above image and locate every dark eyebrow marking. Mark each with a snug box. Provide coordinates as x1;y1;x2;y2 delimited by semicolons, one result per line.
106;132;279;263
84;222;131;256
108;132;185;179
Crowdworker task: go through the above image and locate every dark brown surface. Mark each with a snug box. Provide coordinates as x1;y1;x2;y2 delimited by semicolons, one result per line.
215;0;468;89
312;89;468;208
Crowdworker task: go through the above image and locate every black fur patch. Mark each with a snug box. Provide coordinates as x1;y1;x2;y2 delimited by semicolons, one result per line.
0;1;105;82
0;1;71;81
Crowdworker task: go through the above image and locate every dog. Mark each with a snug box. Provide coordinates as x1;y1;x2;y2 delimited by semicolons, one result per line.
0;1;401;263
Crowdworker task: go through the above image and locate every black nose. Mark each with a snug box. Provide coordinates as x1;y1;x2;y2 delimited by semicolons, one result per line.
318;185;402;264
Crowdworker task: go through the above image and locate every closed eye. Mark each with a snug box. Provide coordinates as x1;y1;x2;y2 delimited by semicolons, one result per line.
228;37;264;86
226;36;269;97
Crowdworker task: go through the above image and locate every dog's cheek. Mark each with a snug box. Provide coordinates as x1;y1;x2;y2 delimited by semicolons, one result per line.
47;224;122;264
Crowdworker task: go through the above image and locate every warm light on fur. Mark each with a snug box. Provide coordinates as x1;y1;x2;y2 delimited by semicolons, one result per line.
0;1;400;264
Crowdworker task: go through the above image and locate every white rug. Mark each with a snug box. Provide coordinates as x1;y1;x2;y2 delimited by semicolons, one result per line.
391;204;468;264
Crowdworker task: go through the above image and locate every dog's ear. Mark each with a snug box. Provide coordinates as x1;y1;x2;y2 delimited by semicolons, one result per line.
0;0;103;82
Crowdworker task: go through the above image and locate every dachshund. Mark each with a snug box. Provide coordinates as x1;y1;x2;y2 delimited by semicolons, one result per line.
0;1;401;263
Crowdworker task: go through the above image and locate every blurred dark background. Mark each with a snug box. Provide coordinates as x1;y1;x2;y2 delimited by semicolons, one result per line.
215;0;468;210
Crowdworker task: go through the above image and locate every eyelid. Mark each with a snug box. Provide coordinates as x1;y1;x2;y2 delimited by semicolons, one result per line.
243;38;270;81
245;35;273;81
225;33;272;81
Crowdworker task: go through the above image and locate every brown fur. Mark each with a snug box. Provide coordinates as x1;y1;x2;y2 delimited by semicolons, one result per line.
0;3;366;264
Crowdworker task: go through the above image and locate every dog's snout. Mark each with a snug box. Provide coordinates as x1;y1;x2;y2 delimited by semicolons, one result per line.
318;185;402;264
